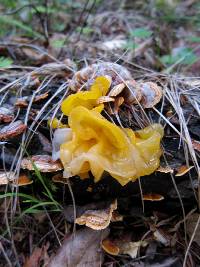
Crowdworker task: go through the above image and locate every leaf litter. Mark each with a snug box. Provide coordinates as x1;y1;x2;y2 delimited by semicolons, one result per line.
0;1;200;266
48;228;109;267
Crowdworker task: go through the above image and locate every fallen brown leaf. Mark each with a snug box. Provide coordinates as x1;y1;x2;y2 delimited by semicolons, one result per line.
21;155;63;172
38;132;52;153
23;247;43;267
0;107;14;123
33;63;73;76
48;228;108;267
192;139;200;152
23;243;50;267
153;228;170;246
186;213;200;246
15;92;49;108
75;200;117;230
0;121;27;141
8;36;31;44
100;39;127;51
21;47;47;64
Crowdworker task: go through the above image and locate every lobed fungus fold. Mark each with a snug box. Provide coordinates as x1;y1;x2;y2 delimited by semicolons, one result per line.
61;76;110;116
52;76;164;185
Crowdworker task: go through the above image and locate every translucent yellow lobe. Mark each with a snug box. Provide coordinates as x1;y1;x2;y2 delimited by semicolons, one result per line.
59;106;163;186
48;118;67;129
61;76;110;116
52;76;164;185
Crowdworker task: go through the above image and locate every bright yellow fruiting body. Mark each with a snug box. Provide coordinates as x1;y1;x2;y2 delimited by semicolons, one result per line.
59;105;163;186
53;76;164;186
61;76;110;116
48;118;67;129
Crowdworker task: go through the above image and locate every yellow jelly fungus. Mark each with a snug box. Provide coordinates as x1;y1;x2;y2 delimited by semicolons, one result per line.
61;76;110;116
48;118;67;129
59;106;164;186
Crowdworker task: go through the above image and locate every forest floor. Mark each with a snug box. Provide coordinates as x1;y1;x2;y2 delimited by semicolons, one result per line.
0;1;200;266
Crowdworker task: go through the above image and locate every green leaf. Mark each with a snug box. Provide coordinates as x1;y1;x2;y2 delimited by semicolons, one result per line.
123;41;139;50
181;51;197;65
160;47;198;66
1;0;17;8
0;57;13;68
68;1;83;8
186;36;200;43
0;192;39;203
0;16;43;38
31;5;58;14
130;28;152;38
23;202;61;214
53;23;66;32
76;26;94;35
23;208;60;213
160;54;175;65
51;39;66;48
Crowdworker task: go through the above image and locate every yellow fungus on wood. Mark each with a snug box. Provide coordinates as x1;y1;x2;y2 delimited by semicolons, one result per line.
48;118;67;129
59;105;163;185
52;76;164;186
61;76;110;116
